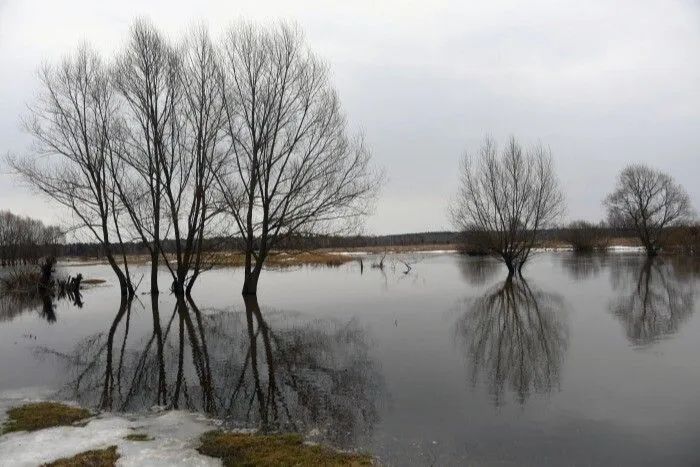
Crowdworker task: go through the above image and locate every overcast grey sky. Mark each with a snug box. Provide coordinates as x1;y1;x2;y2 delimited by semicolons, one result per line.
1;0;698;235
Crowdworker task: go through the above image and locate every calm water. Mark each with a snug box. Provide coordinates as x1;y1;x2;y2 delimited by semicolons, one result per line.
2;252;700;466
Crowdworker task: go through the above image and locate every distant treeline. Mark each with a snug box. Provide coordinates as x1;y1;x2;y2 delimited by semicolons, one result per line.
0;211;63;266
4;212;698;261
60;226;699;259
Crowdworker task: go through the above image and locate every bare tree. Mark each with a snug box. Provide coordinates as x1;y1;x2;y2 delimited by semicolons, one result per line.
604;164;693;257
0;211;63;265
216;22;383;296
7;45;135;296
451;136;565;276
111;19;178;295
109;21;228;297
165;26;228;296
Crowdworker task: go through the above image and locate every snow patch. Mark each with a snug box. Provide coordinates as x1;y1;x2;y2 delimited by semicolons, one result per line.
607;245;646;253
0;392;223;467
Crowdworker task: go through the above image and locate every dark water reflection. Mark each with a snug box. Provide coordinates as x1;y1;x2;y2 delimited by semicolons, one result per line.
609;256;696;347
456;256;502;286
40;294;382;449
560;252;610;280
0;289;83;324
2;253;700;466
455;278;568;406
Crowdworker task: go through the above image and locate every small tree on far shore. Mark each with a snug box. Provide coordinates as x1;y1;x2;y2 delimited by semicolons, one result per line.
450;136;565;276
604;164;693;257
563;220;609;253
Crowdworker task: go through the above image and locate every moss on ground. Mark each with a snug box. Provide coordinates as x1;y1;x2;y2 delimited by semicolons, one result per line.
197;431;372;466
124;433;153;441
41;445;119;467
2;402;92;434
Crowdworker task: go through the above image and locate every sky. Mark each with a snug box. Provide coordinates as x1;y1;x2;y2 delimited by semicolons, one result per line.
1;0;699;235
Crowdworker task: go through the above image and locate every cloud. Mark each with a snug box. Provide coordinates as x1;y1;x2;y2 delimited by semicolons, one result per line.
1;0;698;233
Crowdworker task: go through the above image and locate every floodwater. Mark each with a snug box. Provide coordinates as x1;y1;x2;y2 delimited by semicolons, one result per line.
1;252;700;466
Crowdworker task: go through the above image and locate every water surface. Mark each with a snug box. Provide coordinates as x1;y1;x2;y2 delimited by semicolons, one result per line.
1;252;700;466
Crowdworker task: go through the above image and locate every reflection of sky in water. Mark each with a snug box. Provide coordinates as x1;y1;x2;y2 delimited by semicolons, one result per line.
1;253;700;466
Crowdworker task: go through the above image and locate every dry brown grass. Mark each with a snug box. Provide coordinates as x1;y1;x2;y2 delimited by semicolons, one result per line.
197;431;372;466
64;251;356;269
41;446;119;467
124;433;153;441
61;237;648;271
205;251;354;268
2;402;92;434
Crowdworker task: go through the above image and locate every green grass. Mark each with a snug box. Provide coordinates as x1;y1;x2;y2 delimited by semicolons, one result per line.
2;402;92;434
41;446;119;467
197;430;373;466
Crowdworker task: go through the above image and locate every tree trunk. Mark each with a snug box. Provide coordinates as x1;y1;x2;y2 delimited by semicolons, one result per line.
151;295;167;405
242;267;261;296
150;250;159;295
105;251;134;298
505;258;516;278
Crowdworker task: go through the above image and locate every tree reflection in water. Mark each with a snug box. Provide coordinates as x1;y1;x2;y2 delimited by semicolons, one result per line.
560;253;609;281
457;256;502;286
0;288;83;323
455;278;568;407
609;256;697;347
40;295;382;448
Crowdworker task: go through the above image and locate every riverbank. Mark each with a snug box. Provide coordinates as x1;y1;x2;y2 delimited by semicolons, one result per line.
53;237;655;272
0;393;372;466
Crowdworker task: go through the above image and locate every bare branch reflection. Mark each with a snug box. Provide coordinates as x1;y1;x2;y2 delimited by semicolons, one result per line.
560;253;609;281
38;295;382;448
455;278;568;406
457;256;502;286
0;288;83;323
609;256;696;346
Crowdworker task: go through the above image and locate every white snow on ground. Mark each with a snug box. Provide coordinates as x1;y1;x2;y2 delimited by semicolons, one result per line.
417;250;458;254
324;250;459;256
0;390;223;467
529;245;647;253
323;251;370;256
607;245;646;253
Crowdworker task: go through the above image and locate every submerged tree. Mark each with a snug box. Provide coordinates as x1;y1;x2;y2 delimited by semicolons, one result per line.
10;19;381;298
216;22;383;296
455;278;568;406
110;19;176;295
112;21;228;296
604;164;693;257
451;136;565;276
7;46;135;296
11;20;229;298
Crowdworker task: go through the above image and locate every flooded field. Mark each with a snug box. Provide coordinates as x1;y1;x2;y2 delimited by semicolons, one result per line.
2;252;700;466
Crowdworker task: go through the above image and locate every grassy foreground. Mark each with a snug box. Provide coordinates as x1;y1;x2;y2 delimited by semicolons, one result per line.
2;402;91;434
41;446;119;467
2;402;374;466
197;431;372;466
